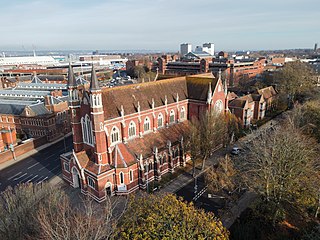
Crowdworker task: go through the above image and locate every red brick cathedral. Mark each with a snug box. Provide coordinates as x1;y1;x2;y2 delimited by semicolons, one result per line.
61;65;227;202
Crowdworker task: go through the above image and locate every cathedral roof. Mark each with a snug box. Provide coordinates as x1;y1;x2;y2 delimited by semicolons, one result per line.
101;73;218;120
126;121;189;158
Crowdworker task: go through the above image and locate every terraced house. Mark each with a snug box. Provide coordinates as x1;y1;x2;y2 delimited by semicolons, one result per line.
61;65;228;202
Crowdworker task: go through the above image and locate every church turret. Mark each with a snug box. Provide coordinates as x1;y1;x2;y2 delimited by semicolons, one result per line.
68;64;83;152
89;66;108;165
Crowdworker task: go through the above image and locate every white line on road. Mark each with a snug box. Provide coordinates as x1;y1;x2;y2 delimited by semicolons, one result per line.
38;164;50;171
8;171;22;180
45;153;57;160
50;165;61;172
27;162;39;169
26;175;38;183
13;173;27;181
19;174;33;183
37;176;48;184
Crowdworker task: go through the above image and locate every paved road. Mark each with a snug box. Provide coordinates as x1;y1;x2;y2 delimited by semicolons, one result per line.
0;136;73;192
175;174;224;215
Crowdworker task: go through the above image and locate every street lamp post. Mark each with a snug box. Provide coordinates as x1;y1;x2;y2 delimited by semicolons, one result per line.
145;163;149;193
194;175;198;197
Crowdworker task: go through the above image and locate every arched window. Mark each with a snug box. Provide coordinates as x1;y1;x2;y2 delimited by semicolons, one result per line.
157;113;163;128
111;126;120;144
87;177;95;189
81;115;94;145
169;109;175;124
158;155;163;165
144;117;150;132
180;107;186;120
149;161;153;171
129;170;133;183
119;172;124;185
128;121;136;138
86;115;94;145
214;100;223;113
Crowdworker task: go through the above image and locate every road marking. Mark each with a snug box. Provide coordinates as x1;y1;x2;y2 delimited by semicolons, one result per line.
8;171;22;180
13;173;28;181
193;186;208;201
38;164;50;171
27;162;39;169
50;165;61;172
19;174;33;183
26;175;38;183
37;176;48;184
45;153;56;160
26;159;34;164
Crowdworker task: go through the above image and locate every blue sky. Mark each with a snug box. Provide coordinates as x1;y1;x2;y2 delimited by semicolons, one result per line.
0;0;319;51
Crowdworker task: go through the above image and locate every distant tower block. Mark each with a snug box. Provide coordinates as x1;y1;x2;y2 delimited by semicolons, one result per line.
180;43;192;56
314;43;318;52
203;43;215;56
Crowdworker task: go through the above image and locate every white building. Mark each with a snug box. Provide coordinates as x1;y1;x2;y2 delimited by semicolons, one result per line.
0;56;59;67
202;43;214;56
180;43;192;56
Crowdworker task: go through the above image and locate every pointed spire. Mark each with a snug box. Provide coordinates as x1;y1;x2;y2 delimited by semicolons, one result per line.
67;63;76;87
90;65;100;91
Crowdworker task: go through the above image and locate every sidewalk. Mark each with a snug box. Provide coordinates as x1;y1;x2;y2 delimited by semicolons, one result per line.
159;146;227;194
0;133;72;171
221;191;258;229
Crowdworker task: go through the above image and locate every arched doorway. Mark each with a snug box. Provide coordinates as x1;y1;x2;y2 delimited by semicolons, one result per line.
105;181;112;196
72;167;81;188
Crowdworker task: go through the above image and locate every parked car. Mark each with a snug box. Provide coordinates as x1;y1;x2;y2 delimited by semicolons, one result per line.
231;147;242;155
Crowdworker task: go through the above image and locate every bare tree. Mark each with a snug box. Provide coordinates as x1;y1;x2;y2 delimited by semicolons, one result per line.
37;195;127;240
274;61;315;105
237;124;319;224
205;154;236;195
0;183;63;240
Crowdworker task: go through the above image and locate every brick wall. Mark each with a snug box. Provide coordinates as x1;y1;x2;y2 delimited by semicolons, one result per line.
0;136;47;164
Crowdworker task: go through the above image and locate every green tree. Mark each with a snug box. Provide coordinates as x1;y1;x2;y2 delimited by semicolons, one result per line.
116;193;229;240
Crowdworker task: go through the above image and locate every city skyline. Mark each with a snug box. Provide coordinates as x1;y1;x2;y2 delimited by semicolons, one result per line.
0;0;319;51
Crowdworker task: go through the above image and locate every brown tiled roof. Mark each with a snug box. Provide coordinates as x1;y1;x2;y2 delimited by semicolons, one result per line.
101;74;217;120
238;94;254;103
251;94;263;102
229;99;247;108
111;143;136;168
75;151;111;174
257;86;277;99
126;121;189;158
227;92;238;101
186;75;218;101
